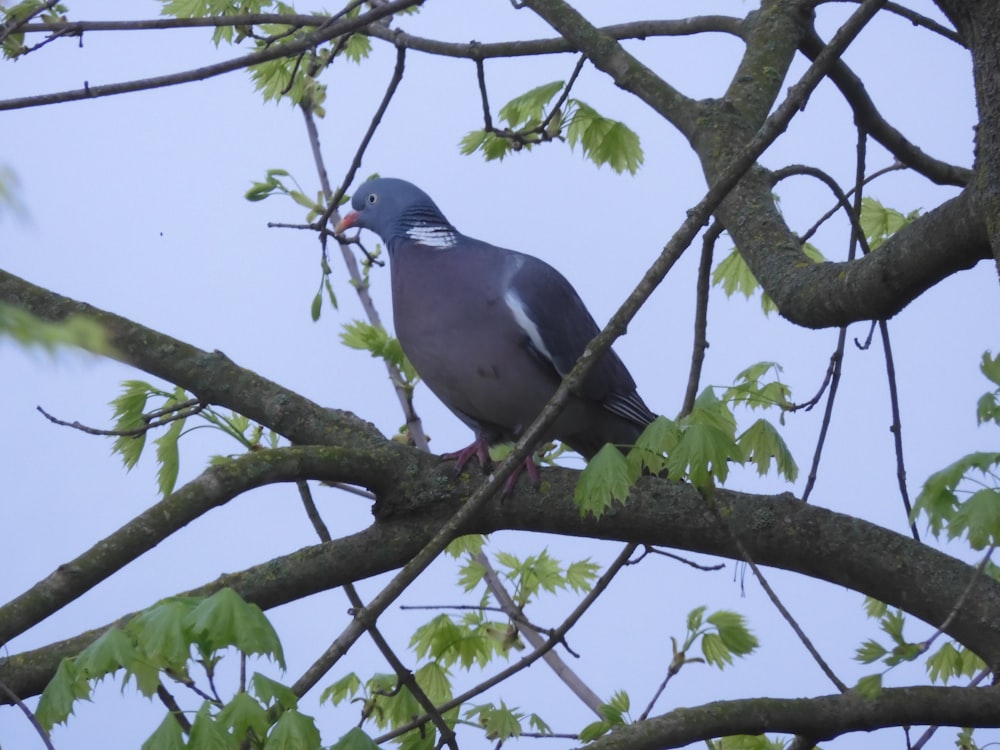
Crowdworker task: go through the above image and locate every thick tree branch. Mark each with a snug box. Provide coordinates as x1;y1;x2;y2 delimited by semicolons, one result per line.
799;24;971;186
586;685;1000;750
0;269;380;449
4;458;1000;704
0;445;394;648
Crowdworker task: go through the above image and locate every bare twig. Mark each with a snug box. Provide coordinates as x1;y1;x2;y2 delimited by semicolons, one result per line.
0;678;56;750
36;399;206;437
0;0;422;111
374;544;638;743
627;545;725;571
681;223;720;417
295;481;457;748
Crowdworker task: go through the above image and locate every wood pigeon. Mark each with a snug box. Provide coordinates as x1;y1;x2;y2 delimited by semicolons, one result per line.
336;177;656;487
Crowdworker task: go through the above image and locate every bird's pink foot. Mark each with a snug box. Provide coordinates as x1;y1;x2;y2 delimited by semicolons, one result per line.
441;437;492;474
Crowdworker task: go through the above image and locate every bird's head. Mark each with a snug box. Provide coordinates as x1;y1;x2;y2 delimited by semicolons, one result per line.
335;177;454;247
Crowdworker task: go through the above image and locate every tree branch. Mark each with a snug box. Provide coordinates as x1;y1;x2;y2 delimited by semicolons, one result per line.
4;462;1000;705
585;685;1000;750
0;0;422;111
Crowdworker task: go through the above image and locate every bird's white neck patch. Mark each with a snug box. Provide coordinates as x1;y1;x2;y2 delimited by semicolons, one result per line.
406;224;458;248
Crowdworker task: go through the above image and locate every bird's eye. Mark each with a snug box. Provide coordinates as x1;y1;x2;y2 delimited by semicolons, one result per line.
367;193;379;205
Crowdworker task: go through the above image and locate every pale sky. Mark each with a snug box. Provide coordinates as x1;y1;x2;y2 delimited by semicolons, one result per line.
2;2;997;749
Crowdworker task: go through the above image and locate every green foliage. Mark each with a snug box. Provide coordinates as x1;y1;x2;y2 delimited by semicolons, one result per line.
245;168;324;221
712;243;824;315
578;690;631;742
340;319;420;386
854;672;883;699
37;589;291;746
574;443;636;516
706;735;789;750
108;379;282;494
460;80;644;174
494;547;597;607
566;100;644;174
464;701;524;740
913;353;1000;549
330;727;381;750
0;302;108;353
926;641;986;684
0;1;68;58
577;362;797;513
859;196;920;251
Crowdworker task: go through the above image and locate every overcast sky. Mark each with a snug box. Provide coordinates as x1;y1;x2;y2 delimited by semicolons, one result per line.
2;2;998;749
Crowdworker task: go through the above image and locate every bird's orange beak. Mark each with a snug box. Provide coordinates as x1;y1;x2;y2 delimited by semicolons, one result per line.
335;211;359;234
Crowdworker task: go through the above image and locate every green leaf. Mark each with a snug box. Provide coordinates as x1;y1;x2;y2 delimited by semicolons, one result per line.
854;673;883;699
188;701;232;750
914;452;1000;537
184;589;285;667
310;290;323;321
706;610;759;656
737;418;798;481
409;614;493;669
465;701;523;740
109;380;154;470
154;416;184;497
340;320;418;384
528;713;552;735
981;350;1000;388
627;415;679;477
712;247;759;299
74;626;136;679
252;673;299;711
342;33;371;63
36;658;91;730
926;641;986;684
668;390;737;488
952;488;1000;549
330;728;380;750
217;691;270;743
498;80;564;128
855;639;888;665
445;534;486;558
126;597;201;671
566;100;643;174
320;673;362;705
863;597;888;619
456;557;488;592
860;197;919;250
565;559;600;593
264;708;321;750
574;443;635;517
687;605;707;632
414;662;453;705
578;719;612;742
141;713;187;750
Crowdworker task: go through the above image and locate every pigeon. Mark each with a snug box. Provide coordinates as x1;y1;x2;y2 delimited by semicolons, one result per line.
336;177;656;487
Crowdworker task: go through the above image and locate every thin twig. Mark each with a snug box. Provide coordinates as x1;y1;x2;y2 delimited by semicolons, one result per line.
681;222;720;417
627;545;725;571
322;43;407;229
36;400;206;437
0;678;56;750
374;544;638;744
295;482;457;748
0;0;421;111
156;682;193;734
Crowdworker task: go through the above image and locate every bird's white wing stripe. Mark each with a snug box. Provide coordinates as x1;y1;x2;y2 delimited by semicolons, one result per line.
504;287;558;370
406;224;457;248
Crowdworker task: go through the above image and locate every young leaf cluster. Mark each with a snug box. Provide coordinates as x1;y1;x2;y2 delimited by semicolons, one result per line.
109;379;282;496
460;80;644;174
913;352;1000;549
854;597;986;699
0;302;108;353
712;242;825;315
0;1;68;59
340;320;420;391
36;589;313;749
578;690;632;743
576;366;797;516
706;735;790;750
